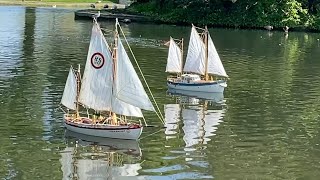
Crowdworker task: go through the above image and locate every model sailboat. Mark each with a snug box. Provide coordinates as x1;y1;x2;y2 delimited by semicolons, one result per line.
60;18;159;140
166;25;228;93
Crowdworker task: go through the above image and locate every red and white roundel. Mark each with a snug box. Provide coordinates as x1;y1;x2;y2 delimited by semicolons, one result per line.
91;52;105;69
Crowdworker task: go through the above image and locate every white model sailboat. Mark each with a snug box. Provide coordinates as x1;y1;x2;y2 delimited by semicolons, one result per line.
60;18;161;140
166;25;228;93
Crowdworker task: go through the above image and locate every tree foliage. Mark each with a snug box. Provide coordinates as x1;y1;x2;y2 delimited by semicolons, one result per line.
130;0;320;31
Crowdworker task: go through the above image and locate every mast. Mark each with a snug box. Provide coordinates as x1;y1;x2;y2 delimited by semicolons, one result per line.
111;18;119;125
204;26;209;81
113;20;118;89
76;64;81;118
180;38;184;76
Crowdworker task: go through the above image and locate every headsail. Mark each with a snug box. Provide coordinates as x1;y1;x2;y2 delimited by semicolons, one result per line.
113;37;155;112
78;20;113;111
61;66;77;110
183;26;205;75
207;33;228;77
166;37;182;73
111;98;143;117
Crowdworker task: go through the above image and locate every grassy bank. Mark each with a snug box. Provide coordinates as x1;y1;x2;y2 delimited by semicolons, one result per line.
0;0;118;8
42;0;117;2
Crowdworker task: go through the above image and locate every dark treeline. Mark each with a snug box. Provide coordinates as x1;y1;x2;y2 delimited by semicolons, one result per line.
128;0;320;31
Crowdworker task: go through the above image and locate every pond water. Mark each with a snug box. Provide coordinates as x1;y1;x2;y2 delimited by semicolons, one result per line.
1;6;320;180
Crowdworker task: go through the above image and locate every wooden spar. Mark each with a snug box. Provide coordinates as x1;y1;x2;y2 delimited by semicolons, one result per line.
180;38;184;76
110;19;119;125
76;64;81;118
204;26;209;81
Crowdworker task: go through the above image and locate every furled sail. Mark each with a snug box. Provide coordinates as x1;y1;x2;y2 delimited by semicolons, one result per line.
207;33;228;77
61;67;77;110
113;37;155;112
78;21;113;111
183;26;205;75
166;37;182;73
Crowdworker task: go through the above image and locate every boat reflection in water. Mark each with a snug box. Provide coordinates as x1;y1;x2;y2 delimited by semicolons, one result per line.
165;88;226;152
60;130;143;180
167;88;225;105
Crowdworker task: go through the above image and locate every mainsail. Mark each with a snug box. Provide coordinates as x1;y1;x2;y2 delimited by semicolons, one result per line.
183;26;205;75
207;33;228;77
166;37;182;73
78;21;114;111
61;67;77;110
113;37;155;112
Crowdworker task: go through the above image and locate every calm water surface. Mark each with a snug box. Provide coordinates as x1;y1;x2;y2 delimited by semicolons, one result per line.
1;6;320;180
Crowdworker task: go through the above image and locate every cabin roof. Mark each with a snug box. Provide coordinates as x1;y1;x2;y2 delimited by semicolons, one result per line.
181;74;200;78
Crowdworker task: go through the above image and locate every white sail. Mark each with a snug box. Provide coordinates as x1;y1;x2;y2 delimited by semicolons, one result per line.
78;21;113;111
207;33;228;77
61;67;77;110
166;37;182;73
183;26;205;75
113;37;155;112
111;98;143;117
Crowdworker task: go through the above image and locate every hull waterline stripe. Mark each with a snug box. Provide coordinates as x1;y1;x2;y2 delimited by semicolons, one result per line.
167;80;225;86
65;121;141;130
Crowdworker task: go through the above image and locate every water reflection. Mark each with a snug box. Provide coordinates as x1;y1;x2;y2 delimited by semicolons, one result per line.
61;130;143;179
165;88;225;169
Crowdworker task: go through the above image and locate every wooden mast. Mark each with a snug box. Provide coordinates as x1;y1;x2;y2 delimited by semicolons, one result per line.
111;19;119;125
180;38;184;76
76;64;81;118
204;26;209;81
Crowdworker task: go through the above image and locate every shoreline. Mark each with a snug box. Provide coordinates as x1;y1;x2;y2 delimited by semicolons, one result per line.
0;0;122;8
74;9;319;33
1;1;319;33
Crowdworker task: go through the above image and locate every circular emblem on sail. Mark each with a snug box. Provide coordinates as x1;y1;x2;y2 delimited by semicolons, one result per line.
91;52;105;69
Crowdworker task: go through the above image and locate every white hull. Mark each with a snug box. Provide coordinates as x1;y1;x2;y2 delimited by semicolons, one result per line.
167;88;224;103
64;119;143;140
167;80;227;93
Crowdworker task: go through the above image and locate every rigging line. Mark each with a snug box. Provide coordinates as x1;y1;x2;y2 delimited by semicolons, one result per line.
139;128;164;140
117;22;165;124
193;24;206;31
59;105;67;114
172;37;183;42
142;116;148;126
